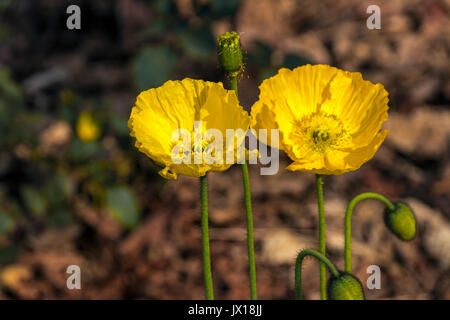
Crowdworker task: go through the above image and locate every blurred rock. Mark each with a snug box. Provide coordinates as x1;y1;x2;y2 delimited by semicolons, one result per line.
385;108;450;159
39;120;72;155
407;198;450;269
261;229;314;265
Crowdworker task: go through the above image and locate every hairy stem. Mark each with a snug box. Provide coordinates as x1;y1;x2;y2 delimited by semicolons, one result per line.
231;74;257;300
295;249;339;300
200;174;214;299
316;174;327;300
344;192;394;273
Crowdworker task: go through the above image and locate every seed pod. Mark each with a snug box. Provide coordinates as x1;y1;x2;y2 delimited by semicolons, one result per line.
327;272;365;300
217;31;243;76
384;202;416;241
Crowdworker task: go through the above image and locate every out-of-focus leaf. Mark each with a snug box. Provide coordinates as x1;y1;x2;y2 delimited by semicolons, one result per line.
44;174;73;206
105;186;140;229
110;114;129;136
246;41;272;66
69;138;100;161
178;28;216;59
0;212;14;234
0;0;12;10
0;68;22;130
49;209;75;227
0;24;8;44
258;67;277;83
21;186;47;216
282;54;309;70
0;68;22;102
136;20;167;41
211;0;240;17
0;245;19;265
132;46;177;91
154;0;175;14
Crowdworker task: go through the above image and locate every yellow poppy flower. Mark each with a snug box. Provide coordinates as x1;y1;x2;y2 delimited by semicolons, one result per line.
251;64;389;175
76;110;101;143
128;78;250;180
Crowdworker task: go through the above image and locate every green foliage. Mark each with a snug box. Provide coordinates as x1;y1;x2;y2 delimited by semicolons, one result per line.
105;186;140;229
21;186;47;216
0;212;14;234
43;174;73;207
109;114;129;136
132;46;177;91
211;0;241;17
69;139;101;162
153;0;175;15
178;28;216;59
0;0;12;10
0;68;22;129
282;54;309;70
0;245;19;265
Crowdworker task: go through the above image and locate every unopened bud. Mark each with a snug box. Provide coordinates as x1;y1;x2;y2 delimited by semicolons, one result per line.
217;31;243;76
327;272;365;300
384;202;416;241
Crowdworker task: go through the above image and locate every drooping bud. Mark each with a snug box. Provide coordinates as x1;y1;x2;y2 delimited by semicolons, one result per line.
217;31;243;77
327;272;365;300
384;202;416;241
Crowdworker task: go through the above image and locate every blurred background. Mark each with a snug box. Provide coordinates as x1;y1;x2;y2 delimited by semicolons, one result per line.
0;0;448;299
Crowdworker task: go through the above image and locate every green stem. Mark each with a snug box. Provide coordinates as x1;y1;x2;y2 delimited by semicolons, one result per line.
200;174;214;300
344;192;395;273
315;174;327;300
230;75;238;93
295;249;339;300
231;74;257;300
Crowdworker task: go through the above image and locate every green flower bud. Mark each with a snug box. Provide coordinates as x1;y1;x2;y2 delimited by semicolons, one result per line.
217;31;243;76
327;272;365;300
384;202;416;241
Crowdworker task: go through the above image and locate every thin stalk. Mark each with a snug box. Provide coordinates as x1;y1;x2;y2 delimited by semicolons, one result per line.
315;174;327;300
295;249;339;300
200;174;214;300
344;192;394;273
231;74;257;300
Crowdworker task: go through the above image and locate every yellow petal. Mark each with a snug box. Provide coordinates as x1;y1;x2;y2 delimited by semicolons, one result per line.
320;71;389;148
251;64;341;152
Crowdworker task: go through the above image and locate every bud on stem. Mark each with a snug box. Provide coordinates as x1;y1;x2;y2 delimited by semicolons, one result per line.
217;31;244;77
384;202;416;241
327;272;365;300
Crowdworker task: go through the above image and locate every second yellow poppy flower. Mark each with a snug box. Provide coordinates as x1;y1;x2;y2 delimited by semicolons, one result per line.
251;64;389;175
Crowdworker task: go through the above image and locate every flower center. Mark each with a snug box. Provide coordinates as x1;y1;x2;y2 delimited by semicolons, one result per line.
192;138;212;154
293;112;350;154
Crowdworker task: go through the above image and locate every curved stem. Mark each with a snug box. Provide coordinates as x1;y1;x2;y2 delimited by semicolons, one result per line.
315;174;327;300
231;74;258;300
295;249;339;300
344;192;394;273
200;174;214;300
